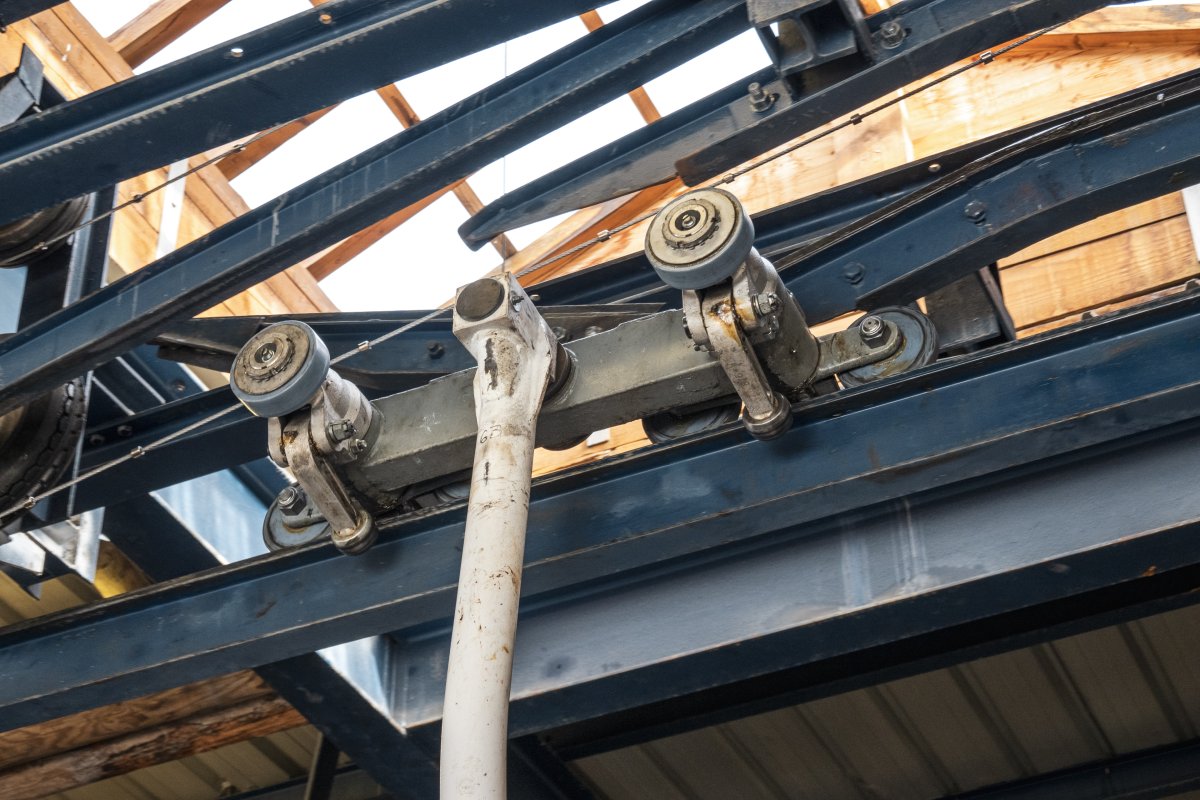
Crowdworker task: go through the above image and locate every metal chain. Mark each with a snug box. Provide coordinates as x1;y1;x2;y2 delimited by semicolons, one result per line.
3;14;1078;521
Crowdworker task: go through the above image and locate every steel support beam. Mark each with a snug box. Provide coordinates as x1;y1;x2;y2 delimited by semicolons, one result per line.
5;290;1200;733
462;0;1111;244
0;0;747;417
782;69;1200;323
0;0;598;227
0;0;61;26
949;739;1200;800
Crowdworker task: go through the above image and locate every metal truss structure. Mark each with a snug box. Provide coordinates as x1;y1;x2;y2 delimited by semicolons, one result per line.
2;1;1200;798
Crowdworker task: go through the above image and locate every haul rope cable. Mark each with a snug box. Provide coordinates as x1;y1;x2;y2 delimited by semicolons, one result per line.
0;15;1076;522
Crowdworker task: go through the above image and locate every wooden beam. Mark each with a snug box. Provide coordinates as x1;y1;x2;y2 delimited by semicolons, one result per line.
1039;4;1200;48
0;694;304;798
0;671;276;772
108;0;234;68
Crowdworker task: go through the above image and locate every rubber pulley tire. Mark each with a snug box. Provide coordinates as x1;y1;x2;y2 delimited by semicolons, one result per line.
0;197;89;268
0;379;87;524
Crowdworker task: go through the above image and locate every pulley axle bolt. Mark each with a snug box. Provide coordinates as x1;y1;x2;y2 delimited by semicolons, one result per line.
277;485;306;515
254;342;279;365
748;82;774;113
860;315;887;344
964;200;988;222
879;20;906;49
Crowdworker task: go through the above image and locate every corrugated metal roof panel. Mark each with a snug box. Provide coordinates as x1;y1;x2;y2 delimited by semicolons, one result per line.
577;603;1200;800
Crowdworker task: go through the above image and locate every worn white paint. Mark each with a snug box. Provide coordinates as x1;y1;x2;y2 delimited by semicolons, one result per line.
441;276;557;799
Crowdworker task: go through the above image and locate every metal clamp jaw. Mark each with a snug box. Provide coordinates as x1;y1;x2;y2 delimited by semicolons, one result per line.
647;188;902;440
231;321;378;554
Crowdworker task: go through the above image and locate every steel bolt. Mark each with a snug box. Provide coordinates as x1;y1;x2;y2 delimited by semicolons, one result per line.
842;262;865;285
583;325;604;337
752;292;781;318
277;485;306;515
116;424;134;438
88;433;105;446
860;315;887;344
964;200;988;222
879;20;906;48
349;438;369;456
327;419;357;443
426;342;445;359
748;82;775;113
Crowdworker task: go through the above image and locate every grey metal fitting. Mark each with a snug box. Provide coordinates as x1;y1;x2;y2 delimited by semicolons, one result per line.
742;393;793;441
277;485;307;515
326;419;357;443
879;20;906;49
645;188;755;290
747;81;774;112
230;321;330;418
859;315;887;345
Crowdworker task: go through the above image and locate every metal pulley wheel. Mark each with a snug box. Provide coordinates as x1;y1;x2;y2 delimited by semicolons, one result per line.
0;379;87;524
643;401;742;444
645;188;755;290
0;197;89;268
839;307;938;387
231;321;331;418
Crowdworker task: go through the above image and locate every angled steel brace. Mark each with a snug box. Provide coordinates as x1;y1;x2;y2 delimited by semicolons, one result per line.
0;0;600;227
462;0;1111;244
0;0;748;418
5;290;1200;729
783;68;1200;322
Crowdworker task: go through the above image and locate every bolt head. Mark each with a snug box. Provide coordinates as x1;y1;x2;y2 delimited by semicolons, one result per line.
277;486;306;515
842;262;866;285
879;20;906;47
859;315;892;346
964;200;988;221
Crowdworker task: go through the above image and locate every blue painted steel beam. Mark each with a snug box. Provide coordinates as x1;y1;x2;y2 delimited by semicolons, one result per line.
5;291;1200;730
106;488;589;797
784;68;1200;323
949;739;1200;799
0;1;61;26
676;0;1104;184
0;0;599;227
461;0;1111;244
0;0;748;418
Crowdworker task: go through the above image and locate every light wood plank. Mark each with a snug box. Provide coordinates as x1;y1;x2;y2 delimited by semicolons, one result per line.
1001;214;1199;330
108;0;234;68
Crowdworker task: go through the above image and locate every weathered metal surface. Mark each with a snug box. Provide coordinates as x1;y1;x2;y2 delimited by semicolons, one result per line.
0;0;598;227
4;291;1200;731
0;0;746;417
